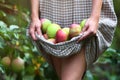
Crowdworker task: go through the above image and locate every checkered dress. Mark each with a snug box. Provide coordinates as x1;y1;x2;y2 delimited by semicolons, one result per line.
31;0;117;68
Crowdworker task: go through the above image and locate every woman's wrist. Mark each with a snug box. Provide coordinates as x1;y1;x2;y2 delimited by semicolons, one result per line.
30;14;39;21
89;14;100;22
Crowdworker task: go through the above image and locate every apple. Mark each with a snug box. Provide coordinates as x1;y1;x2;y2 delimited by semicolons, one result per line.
41;18;52;33
80;19;87;29
47;38;56;44
46;23;61;38
69;23;81;38
56;28;70;43
1;56;11;68
43;33;48;39
11;57;25;73
62;27;70;36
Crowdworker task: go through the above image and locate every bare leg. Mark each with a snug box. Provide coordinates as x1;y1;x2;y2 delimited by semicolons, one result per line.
51;55;62;78
51;47;86;80
61;48;86;80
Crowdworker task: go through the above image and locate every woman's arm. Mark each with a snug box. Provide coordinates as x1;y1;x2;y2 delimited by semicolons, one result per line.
90;0;102;21
30;0;39;21
78;0;102;41
29;0;42;40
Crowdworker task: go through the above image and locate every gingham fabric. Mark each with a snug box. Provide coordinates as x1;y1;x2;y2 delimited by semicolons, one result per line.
30;0;117;67
35;33;84;57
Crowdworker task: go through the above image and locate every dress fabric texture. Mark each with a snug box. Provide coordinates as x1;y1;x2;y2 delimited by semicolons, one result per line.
31;0;117;68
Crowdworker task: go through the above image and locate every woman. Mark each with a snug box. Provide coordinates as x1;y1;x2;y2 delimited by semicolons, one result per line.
29;0;117;80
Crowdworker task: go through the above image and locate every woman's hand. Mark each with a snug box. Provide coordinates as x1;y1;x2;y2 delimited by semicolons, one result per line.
77;17;99;42
77;0;102;42
29;18;42;40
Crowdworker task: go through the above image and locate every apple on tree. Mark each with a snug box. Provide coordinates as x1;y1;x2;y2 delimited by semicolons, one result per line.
1;56;11;68
11;57;25;73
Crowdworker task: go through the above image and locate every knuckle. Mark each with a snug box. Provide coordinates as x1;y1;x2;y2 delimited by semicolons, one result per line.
29;29;34;34
91;31;96;35
36;25;40;28
85;23;88;27
93;31;96;35
89;29;96;34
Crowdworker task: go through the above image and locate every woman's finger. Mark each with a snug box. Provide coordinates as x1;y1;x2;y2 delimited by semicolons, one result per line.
36;25;42;35
77;29;94;43
81;19;89;32
29;26;37;40
82;24;88;32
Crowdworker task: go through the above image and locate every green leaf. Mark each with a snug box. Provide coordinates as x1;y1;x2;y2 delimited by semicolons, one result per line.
0;21;7;28
13;33;19;39
0;10;6;17
0;36;5;48
9;25;19;30
86;70;94;80
0;67;5;74
106;48;116;53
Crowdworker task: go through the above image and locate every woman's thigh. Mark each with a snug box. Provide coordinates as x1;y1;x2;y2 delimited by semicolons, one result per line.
61;48;86;80
51;47;86;80
51;55;62;78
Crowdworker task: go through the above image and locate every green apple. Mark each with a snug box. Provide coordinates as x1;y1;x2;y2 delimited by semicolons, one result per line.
1;56;11;68
46;23;61;38
11;57;25;73
80;19;87;29
41;18;52;33
62;27;70;36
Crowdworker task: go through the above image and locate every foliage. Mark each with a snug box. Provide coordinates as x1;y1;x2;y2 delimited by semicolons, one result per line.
84;48;120;80
0;20;59;80
0;0;120;80
0;1;58;79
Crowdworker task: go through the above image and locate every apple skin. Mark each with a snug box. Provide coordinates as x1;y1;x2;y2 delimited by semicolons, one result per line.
46;23;61;38
62;27;70;36
11;57;25;73
1;56;11;68
41;18;52;33
69;23;81;38
43;33;48;39
80;19;87;29
47;38;56;44
56;28;70;43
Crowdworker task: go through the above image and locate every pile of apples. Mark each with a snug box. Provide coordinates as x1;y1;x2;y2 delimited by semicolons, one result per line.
40;18;86;44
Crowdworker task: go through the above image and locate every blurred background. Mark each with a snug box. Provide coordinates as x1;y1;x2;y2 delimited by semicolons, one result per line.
0;0;120;80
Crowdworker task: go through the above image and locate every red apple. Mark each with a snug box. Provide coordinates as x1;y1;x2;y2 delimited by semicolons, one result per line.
47;38;56;44
46;23;61;38
41;18;52;33
43;33;48;39
69;23;82;38
56;28;70;43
